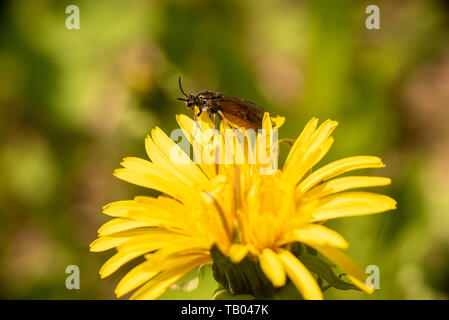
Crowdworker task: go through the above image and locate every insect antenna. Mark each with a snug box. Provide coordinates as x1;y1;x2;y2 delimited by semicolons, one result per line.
178;77;188;97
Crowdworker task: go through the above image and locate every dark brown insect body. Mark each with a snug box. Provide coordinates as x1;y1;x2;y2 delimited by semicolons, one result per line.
177;77;273;130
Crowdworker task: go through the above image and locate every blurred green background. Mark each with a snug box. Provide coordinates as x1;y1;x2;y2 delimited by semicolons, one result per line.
1;0;449;299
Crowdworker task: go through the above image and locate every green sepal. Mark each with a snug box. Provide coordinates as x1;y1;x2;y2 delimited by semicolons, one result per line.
298;253;360;291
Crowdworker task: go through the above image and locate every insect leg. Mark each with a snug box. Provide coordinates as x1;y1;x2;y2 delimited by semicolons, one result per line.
211;112;221;169
193;112;201;143
217;110;234;129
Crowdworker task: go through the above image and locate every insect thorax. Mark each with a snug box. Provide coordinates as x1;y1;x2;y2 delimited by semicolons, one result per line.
195;91;220;113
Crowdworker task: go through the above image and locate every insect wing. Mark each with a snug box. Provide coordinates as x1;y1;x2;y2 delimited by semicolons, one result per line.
215;94;266;129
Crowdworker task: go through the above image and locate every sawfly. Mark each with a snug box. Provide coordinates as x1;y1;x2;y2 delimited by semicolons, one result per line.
177;77;278;130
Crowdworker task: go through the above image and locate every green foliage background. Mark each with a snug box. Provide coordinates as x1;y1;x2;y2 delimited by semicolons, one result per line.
1;0;449;299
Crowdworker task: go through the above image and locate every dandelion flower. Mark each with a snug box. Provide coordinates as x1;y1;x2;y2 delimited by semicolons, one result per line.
91;112;396;300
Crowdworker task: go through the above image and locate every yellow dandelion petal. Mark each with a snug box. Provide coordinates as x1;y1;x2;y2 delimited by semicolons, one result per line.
115;260;159;298
113;166;200;208
284;117;318;169
144;242;211;263
116;253;210;298
303;119;338;164
90;229;162;252
303;176;392;200
228;244;249;263
262;112;273;131
176;114;218;179
277;249;323;300
90;236;130;252
260;248;286;287
296;156;385;197
100;249;156;279
113;165;172;192
301;192;397;222
150;127;210;187
134;195;187;214
270;115;286;129
283;119;337;188
98;231;196;278
117;232;202;254
97;218;152;236
280;224;349;249
102;200;142;217
125;210;191;233
130;257;209;300
144;133;192;186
